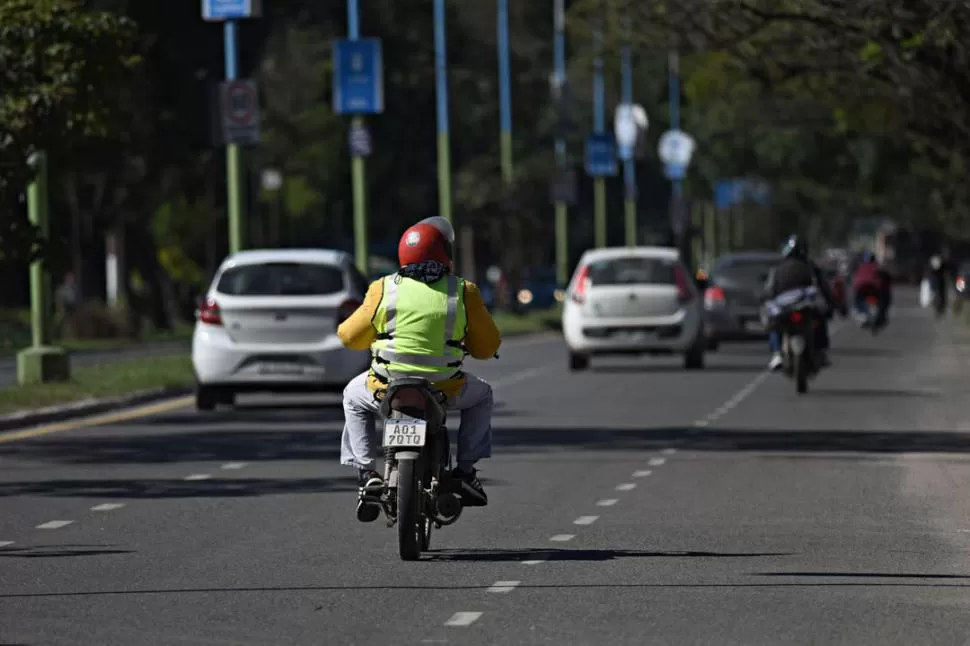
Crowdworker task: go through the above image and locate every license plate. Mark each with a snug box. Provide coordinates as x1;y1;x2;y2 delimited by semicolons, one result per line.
383;419;428;447
258;363;304;375
743;320;764;333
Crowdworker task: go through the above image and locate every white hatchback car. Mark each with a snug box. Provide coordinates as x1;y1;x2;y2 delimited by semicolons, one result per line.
562;246;707;371
191;249;371;410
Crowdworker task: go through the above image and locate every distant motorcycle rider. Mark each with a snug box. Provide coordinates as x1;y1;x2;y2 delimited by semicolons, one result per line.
851;251;892;327
764;234;837;371
927;254;948;312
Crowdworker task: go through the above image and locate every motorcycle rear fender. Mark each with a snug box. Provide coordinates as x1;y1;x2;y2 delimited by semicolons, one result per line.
394;451;421;461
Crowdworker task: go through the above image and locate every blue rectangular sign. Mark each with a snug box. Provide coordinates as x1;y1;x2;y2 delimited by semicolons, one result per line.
333;39;385;115
202;0;261;21
585;133;618;177
714;179;741;209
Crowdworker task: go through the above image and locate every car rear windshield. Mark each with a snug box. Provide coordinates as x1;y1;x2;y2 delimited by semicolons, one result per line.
715;259;777;284
587;256;677;286
216;262;346;296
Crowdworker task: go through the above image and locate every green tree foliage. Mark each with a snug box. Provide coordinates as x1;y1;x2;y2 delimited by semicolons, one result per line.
0;0;140;264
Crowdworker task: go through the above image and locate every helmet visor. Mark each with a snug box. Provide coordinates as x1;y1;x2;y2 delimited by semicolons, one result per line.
418;216;456;245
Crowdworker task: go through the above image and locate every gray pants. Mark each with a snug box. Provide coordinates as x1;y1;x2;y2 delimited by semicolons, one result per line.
339;370;494;471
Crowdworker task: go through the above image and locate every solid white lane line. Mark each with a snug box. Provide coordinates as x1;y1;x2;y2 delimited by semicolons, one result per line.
90;503;125;512
573;516;599;525
36;520;73;529
220;462;247;470
184;474;211;481
487;581;521;593
596;498;619;507
648;457;666;466
444;612;483;627
633;470;653;477
615;483;637;491
0;541;13;548
550;534;575;542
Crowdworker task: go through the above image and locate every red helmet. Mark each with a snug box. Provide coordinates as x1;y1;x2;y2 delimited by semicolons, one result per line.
398;216;455;267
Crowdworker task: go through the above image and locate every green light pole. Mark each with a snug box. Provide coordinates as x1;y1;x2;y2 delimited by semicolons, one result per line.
17;152;70;385
434;0;453;227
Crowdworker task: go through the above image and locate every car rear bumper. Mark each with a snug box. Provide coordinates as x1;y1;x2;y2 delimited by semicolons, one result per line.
192;327;369;387
564;312;702;354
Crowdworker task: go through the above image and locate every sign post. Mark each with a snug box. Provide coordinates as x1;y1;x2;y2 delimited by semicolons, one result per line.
333;4;384;276
657;128;696;239
203;0;263;254
552;0;570;287
591;26;607;248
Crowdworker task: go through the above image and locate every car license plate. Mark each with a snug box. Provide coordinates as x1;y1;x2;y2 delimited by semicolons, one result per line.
258;363;305;375
383;419;428;447
743;320;764;333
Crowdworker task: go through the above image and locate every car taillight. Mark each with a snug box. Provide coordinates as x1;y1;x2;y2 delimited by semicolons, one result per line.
866;296;878;305
704;285;726;309
790;311;803;324
198;298;222;325
571;266;590;303
674;266;693;304
337;299;361;327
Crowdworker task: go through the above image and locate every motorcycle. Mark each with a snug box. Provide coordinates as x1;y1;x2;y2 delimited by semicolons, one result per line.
853;291;883;335
364;351;497;561
766;287;823;394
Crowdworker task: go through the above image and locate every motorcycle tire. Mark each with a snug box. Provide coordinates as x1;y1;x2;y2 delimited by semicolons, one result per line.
795;353;809;394
397;458;423;561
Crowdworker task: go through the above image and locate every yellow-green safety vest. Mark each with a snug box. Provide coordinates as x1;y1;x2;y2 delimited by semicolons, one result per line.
371;273;467;381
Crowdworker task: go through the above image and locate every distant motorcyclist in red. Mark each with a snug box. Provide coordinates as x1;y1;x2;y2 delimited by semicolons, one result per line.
851;251;892;327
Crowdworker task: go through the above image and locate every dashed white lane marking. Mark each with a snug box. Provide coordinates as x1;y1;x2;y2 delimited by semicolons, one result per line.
0;541;13;548
615;483;637;491
648;457;666;466
490;366;551;389
550;534;575;542
596;498;619;506
36;520;73;529
522;558;546;565
184;474;212;481
573;516;599;525
487;581;521;593
444;612;483;627
693;420;709;427
633;470;653;477
90;503;125;512
662;448;677;455
220;462;247;470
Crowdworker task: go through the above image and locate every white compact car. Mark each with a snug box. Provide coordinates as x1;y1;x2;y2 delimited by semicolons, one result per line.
191;249;372;410
562;246;707;371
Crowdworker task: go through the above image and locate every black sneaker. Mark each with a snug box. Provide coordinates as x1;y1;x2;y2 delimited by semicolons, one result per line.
452;467;488;507
356;470;383;523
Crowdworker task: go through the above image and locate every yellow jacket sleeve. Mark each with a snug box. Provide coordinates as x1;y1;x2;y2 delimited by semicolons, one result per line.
337;280;383;350
463;281;502;359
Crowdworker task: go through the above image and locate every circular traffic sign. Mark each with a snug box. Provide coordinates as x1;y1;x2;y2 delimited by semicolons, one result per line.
658;130;696;167
226;81;257;126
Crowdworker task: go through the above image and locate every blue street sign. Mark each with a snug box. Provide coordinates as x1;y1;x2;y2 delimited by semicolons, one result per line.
585;133;618;177
715;178;771;209
349;122;372;156
333;39;384;115
202;0;261;21
664;162;687;181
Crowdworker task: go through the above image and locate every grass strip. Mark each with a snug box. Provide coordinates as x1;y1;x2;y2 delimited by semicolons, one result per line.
0;355;194;416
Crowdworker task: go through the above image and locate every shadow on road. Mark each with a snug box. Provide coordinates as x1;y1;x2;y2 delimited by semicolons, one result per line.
5;422;970;468
426;548;792;563
811;388;937;399
0;476;356;499
0;544;134;558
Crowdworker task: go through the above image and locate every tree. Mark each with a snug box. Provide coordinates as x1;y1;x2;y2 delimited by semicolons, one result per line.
0;0;141;265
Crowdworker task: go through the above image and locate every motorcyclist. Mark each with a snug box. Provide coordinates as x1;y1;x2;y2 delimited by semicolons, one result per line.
336;216;501;522
851;251;892;326
764;234;838;371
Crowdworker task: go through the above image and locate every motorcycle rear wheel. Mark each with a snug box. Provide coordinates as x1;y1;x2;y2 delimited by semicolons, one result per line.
397;459;423;561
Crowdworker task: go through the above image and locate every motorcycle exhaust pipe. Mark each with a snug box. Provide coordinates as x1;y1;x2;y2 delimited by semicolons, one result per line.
435;493;463;525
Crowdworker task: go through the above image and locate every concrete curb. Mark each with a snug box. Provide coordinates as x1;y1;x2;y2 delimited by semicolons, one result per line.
0;386;193;433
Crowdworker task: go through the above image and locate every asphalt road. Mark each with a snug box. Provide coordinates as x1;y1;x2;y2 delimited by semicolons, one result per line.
2;289;970;645
0;340;190;388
